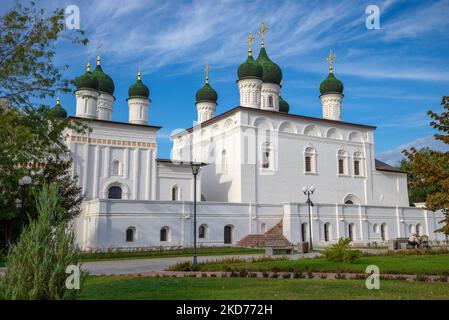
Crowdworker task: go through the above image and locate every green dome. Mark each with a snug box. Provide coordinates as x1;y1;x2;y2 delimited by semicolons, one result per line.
195;83;217;104
319;72;344;95
93;64;115;95
128;73;150;98
49;98;67;118
238;55;263;80
74;67;99;91
255;47;282;85
279;95;289;113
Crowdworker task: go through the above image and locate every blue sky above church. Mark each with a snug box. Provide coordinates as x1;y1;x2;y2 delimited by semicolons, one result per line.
3;0;449;164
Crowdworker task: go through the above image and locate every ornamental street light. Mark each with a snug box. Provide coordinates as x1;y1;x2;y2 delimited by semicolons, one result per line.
18;175;32;231
302;186;315;251
190;162;205;271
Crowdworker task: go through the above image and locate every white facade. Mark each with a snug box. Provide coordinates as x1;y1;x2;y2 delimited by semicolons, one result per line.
67;48;445;251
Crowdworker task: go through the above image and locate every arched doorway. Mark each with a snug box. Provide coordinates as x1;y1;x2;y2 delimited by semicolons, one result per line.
108;186;122;199
224;225;233;244
381;223;387;241
324;223;330;242
301;223;308;242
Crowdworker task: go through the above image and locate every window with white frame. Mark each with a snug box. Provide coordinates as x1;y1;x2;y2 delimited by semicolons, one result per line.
337;150;347;175
353;152;364;176
171;185;179;201
126;227;136;242
304;146;316;173
261;141;272;169
112;160;122;176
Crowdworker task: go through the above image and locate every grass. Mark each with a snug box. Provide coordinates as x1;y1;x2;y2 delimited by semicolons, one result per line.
187;253;449;275
80;247;264;261
80;276;449;300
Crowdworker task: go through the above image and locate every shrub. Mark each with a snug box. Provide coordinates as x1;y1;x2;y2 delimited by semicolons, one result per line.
262;271;269;278
239;270;248;278
271;272;278;279
282;273;291;279
169;261;192;271
249;273;257;278
323;237;362;263
320;274;328;279
293;271;304;279
0;184;86;300
201;273;208;278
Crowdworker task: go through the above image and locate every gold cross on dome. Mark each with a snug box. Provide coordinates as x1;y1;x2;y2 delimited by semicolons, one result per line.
258;21;269;47
246;32;256;55
96;43;103;65
204;63;210;84
326;49;336;73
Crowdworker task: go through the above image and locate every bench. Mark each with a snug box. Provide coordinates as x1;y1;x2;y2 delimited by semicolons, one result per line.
265;247;293;255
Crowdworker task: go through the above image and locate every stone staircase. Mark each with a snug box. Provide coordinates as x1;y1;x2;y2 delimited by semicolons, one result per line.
238;220;292;248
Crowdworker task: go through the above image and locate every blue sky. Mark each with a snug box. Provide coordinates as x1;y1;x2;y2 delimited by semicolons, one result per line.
3;0;449;164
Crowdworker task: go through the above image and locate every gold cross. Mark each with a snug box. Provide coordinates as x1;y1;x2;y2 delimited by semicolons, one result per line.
246;32;256;55
97;43;103;65
326;49;336;73
204;63;210;84
258;21;269;47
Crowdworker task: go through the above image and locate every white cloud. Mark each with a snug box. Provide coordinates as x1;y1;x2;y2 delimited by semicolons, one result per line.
377;135;449;165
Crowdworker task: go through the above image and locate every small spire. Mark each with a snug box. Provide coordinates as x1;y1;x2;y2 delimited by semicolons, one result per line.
137;70;141;81
86;62;91;72
97;55;101;66
326;49;336;73
204;63;210;84
96;42;103;66
258;21;269;48
56;97;60;105
246;32;255;56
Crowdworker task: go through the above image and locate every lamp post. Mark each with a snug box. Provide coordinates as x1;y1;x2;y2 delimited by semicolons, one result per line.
18;175;32;231
302;186;315;251
190;162;202;271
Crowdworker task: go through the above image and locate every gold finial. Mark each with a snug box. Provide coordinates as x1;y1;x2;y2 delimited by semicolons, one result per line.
258;21;269;48
86;62;91;72
96;43;103;65
137;63;141;80
204;63;210;84
56;97;60;105
326;49;336;73
246;32;256;56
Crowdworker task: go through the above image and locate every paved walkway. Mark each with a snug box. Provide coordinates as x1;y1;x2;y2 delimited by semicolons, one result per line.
80;252;321;275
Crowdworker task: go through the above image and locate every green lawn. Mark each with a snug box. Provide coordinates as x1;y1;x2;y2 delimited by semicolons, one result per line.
80;276;449;300
189;254;449;275
80;247;263;262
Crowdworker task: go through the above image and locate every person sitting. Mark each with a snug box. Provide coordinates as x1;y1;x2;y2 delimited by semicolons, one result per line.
408;233;420;249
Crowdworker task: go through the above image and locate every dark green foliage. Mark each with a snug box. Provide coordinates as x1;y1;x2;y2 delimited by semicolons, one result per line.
322;237;362;263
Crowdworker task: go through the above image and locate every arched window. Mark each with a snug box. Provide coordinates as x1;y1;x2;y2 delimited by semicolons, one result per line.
160;227;169;242
304;147;316;173
171;185;179;201
348;223;354;241
126;227;135;242
416;223;421;236
224;225;233;244
373;224;379;233
345;200;354;205
337;150;347;175
301;222;308;242
268;95;274;108
261;141;271;169
343;194;360;205
199;225;207;239
108;186;122;199
381;223;387;241
353;152;364;176
324;223;330;242
409;224;415;234
221;150;228;173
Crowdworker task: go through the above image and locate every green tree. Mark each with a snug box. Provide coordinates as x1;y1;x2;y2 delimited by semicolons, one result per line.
403;96;449;235
0;183;86;300
399;148;442;205
0;1;87;108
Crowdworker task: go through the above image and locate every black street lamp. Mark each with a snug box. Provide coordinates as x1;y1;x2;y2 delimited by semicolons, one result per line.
190;162;205;271
302;186;315;251
18;175;32;231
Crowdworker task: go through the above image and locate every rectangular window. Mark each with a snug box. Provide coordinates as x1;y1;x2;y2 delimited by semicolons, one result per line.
338;159;344;174
262;151;270;168
354;160;360;176
305;156;311;172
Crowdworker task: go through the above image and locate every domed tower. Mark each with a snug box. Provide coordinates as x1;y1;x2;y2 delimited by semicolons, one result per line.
279;95;290;113
255;22;282;111
49;97;68;119
195;64;217;124
320;50;344;121
93;55;115;120
127;70;150;124
237;32;263;109
74;62;99;118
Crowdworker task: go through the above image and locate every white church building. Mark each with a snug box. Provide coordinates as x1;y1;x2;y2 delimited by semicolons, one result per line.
58;27;445;251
